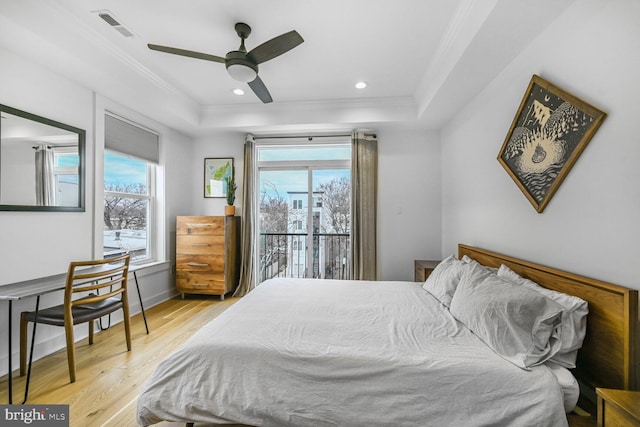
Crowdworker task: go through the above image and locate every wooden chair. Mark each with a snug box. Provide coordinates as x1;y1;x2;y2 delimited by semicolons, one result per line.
19;253;131;383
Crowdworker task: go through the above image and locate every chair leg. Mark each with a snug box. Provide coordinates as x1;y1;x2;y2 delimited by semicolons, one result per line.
122;303;132;352
19;313;28;376
64;320;76;383
89;320;94;345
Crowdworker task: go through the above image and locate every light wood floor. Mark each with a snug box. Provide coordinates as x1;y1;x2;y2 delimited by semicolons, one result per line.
0;295;240;427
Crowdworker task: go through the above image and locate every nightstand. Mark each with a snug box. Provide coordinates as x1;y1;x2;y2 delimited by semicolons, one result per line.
414;260;440;282
596;388;640;426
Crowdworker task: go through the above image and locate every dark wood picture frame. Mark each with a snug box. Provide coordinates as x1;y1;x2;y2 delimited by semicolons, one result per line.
204;157;234;198
497;75;606;212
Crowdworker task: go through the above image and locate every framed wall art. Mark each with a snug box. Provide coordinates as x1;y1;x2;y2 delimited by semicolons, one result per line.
497;75;606;213
204;157;234;198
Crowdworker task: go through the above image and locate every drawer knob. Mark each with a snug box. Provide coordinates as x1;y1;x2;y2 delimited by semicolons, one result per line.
187;262;210;267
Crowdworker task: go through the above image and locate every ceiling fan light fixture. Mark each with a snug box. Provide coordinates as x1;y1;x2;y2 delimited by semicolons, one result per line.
227;63;257;83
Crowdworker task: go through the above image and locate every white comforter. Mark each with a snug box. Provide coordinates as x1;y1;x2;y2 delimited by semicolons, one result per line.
137;278;568;427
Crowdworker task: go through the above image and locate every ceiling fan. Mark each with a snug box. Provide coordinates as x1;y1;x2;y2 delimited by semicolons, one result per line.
148;23;303;103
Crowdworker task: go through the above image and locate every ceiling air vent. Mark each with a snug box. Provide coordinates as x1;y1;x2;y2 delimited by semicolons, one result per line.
98;12;120;26
113;26;135;38
97;10;136;38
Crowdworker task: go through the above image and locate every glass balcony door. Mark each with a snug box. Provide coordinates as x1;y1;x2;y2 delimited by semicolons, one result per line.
256;142;351;283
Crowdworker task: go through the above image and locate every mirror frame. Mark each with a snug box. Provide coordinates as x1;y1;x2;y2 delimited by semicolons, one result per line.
0;104;86;212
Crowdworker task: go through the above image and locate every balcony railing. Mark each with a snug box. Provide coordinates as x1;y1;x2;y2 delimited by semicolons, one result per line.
259;232;350;283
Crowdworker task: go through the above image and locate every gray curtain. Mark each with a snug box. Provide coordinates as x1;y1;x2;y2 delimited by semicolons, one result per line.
234;135;256;296
35;146;55;206
350;131;378;280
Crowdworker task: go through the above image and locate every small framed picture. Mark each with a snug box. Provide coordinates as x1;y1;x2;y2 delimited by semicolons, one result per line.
204;158;233;198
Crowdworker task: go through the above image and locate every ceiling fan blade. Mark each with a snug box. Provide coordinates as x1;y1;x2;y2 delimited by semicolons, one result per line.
248;76;273;103
147;44;225;63
247;30;304;64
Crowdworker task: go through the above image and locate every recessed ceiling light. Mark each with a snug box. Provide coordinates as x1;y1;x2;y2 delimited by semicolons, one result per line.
232;88;245;96
355;81;367;89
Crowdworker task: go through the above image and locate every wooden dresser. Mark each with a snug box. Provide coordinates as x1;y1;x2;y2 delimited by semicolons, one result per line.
176;216;241;299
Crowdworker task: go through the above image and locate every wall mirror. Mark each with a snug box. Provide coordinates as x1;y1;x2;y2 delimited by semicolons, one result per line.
0;104;85;211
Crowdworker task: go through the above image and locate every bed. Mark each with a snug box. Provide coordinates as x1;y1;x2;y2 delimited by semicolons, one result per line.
136;244;638;426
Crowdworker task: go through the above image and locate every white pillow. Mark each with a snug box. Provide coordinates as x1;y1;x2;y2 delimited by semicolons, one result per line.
460;255;475;264
450;263;564;369
460;255;498;273
421;255;464;307
545;361;580;413
497;264;588;368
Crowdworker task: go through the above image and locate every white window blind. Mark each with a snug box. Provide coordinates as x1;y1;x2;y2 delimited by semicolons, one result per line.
105;114;159;164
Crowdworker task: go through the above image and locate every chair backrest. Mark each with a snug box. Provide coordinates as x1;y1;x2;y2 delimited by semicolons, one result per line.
64;253;131;309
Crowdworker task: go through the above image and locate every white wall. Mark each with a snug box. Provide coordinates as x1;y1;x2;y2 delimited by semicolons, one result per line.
441;0;640;290
0;46;193;376
0;142;35;205
0;47;95;281
377;128;441;281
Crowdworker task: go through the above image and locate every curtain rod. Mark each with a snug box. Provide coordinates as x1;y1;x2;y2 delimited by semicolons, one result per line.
253;133;352;140
32;143;77;150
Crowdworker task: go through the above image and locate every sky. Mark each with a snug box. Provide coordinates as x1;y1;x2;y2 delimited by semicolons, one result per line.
258;144;351;198
104;151;147;186
260;169;350;198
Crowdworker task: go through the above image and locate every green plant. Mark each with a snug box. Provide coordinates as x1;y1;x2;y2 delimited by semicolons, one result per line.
224;175;237;206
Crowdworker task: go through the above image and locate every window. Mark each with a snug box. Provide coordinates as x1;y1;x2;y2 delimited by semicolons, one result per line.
103;113;160;263
103;151;154;261
53;147;80;206
293;199;303;210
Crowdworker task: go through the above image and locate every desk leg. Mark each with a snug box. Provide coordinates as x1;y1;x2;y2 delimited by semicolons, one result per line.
133;272;149;334
7;300;12;404
22;296;39;404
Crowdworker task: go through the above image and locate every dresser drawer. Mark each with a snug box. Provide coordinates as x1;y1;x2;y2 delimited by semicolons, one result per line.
177;235;225;255
176;254;224;273
176;216;224;235
601;408;637;427
176;272;225;293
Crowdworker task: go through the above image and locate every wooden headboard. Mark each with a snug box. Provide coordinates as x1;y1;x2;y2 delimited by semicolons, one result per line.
458;244;639;399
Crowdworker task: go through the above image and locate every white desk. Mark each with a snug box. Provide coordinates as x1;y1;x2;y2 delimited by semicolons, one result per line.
0;262;160;403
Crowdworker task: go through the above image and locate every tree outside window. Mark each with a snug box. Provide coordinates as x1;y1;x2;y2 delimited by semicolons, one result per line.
103;151;153;261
